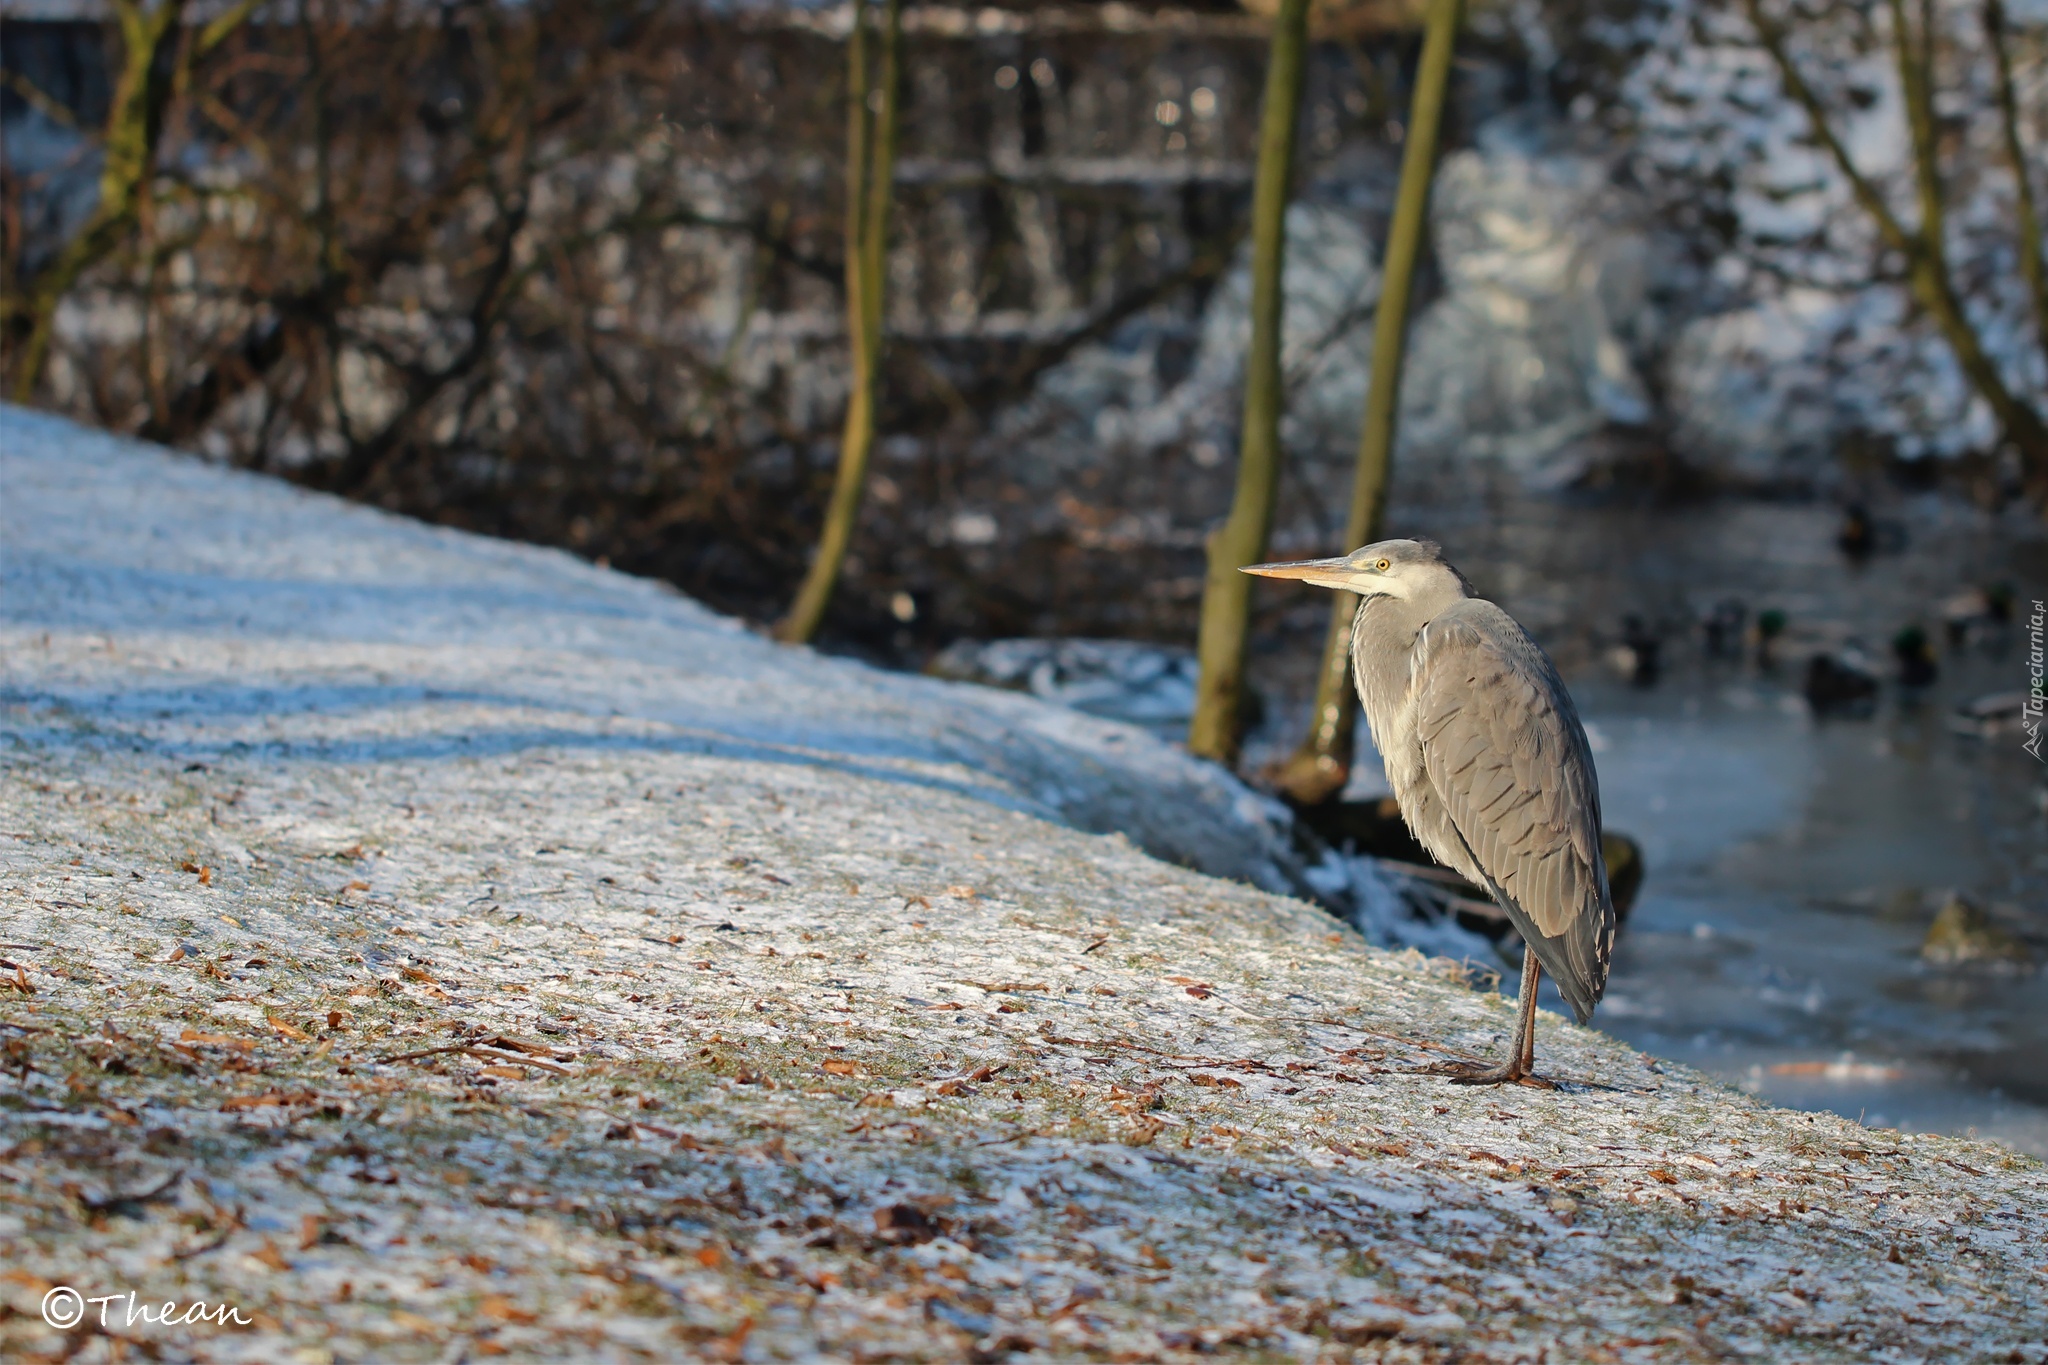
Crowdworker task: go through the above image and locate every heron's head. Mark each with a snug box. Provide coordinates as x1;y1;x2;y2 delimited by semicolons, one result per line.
1240;538;1471;605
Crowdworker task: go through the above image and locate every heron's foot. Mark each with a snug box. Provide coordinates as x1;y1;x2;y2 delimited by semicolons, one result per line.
1427;1059;1556;1089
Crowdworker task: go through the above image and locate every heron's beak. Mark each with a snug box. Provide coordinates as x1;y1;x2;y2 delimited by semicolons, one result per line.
1240;555;1362;592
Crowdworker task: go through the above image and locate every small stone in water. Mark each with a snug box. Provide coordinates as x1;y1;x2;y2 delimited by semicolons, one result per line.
1920;896;2032;968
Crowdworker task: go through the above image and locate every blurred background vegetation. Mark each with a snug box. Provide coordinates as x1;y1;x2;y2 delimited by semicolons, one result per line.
7;0;2034;664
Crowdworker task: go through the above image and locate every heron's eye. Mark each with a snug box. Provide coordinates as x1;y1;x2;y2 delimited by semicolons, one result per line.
1374;558;1391;572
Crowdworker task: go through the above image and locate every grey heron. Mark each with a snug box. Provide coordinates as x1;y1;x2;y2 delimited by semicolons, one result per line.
1244;539;1614;1086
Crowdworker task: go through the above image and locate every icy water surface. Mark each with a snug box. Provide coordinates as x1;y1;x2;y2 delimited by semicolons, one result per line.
1246;487;2048;1154
1577;669;2047;1157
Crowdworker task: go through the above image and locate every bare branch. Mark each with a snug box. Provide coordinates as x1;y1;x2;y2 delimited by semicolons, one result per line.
1885;0;1945;253
1741;0;1918;259
1726;0;2048;501
0;68;81;130
197;0;269;56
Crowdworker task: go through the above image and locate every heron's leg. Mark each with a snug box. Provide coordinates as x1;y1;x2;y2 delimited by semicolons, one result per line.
1518;948;1541;1074
1445;944;1551;1087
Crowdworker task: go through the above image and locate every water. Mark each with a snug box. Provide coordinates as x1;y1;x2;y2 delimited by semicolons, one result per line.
1244;486;2048;1154
1577;671;2048;1156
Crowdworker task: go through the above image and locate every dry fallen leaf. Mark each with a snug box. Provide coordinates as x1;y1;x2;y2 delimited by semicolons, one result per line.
180;1029;256;1052
1647;1168;1681;1185
480;1295;537;1324
250;1239;292;1272
710;1318;755;1360
480;1065;524;1080
820;1059;863;1076
265;1014;309;1042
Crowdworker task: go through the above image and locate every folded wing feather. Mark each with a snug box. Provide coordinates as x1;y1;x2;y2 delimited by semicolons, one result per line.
1413;600;1614;1021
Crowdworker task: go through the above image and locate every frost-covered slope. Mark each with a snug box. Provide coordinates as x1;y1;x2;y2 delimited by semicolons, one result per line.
0;407;1314;897
1;408;2042;1362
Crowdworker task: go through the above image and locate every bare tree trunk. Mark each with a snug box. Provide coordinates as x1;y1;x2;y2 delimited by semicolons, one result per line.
1744;0;2048;498
1186;0;1312;764
8;0;261;402
1270;0;1464;804
777;0;903;644
1984;0;2048;362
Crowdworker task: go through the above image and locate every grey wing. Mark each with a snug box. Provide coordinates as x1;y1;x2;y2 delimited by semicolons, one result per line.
1411;599;1614;1023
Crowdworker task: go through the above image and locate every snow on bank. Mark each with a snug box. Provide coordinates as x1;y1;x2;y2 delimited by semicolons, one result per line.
0;407;1326;894
2;408;2043;1362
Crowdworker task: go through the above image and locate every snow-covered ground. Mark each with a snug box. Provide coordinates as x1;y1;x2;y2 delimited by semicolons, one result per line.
2;407;2043;1362
0;408;1322;898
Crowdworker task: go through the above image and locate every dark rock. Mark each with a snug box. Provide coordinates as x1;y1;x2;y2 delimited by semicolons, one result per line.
1803;652;1879;716
1602;832;1645;921
1891;626;1937;688
1920;896;2032;969
1614;615;1662;687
